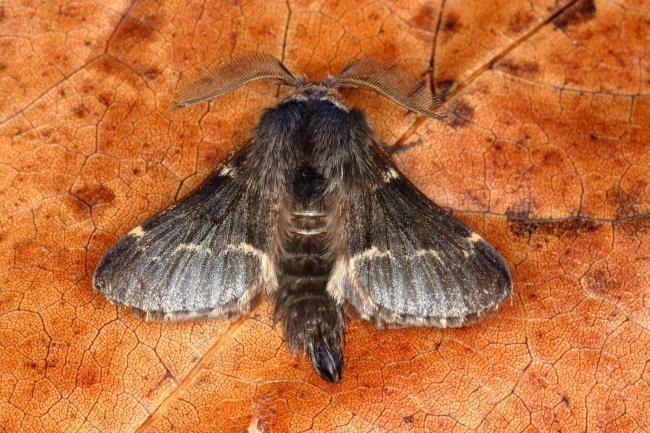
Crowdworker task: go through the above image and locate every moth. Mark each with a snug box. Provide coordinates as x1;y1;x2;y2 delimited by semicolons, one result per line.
93;53;512;383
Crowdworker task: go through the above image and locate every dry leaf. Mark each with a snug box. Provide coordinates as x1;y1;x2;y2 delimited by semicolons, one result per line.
0;0;648;432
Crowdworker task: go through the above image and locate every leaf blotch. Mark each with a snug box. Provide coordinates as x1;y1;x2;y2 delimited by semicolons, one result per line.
413;5;435;30
447;100;474;128
583;268;621;296
442;13;460;33
618;218;650;237
553;0;596;29
78;367;100;387
72;184;115;207
25;360;42;372
98;93;112;106
404;415;415;424
540;149;564;168
606;184;647;218
64;194;91;219
72;104;89;119
506;210;602;239
508;10;536;33
437;79;456;99
112;17;155;49
496;59;540;77
143;67;161;81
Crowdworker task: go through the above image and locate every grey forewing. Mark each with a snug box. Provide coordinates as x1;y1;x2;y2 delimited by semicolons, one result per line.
93;148;279;321
92;97;348;323
324;115;512;327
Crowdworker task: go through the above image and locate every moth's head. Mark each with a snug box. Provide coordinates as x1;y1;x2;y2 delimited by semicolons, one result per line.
172;52;444;119
282;82;348;109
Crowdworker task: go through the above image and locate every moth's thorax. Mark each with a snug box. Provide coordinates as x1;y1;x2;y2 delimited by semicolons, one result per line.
283;84;349;111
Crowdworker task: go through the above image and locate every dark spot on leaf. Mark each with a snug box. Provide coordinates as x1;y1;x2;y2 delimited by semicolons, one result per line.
59;88;66;97
562;395;570;406
98;93;112;106
195;373;214;386
80;82;94;94
589;132;598;141
404;415;415;424
96;56;116;74
143;67;160;81
540;149;564;168
506;208;601;239
72;184;115;207
437;79;456;99
413;5;435;30
144;14;161;28
496;59;540;77
111;17;155;50
617;218;650;238
508;10;536;33
0;63;6;71
72;104;89;119
78;367;100;387
163;369;174;380
91;56;139;87
443;13;459;32
59;4;80;18
0;6;5;23
147;369;175;397
583;268;621;296
553;0;596;29
381;42;398;60
606;185;644;218
447;100;474;128
65;194;91;219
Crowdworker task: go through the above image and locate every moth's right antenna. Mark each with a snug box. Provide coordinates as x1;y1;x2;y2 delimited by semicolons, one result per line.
172;52;302;109
324;57;445;120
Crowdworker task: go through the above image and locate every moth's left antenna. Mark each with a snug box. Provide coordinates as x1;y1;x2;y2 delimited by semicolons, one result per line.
172;52;301;109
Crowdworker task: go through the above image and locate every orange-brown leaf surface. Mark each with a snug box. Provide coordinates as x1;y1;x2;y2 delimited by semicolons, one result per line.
1;0;648;432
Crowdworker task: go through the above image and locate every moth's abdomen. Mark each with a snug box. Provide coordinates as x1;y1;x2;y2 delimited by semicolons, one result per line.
275;207;344;382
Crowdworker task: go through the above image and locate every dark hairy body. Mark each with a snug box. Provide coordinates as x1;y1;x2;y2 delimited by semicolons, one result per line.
253;95;380;382
94;54;512;382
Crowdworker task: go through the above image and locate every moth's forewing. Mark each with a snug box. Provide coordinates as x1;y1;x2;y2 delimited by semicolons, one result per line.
93;149;278;321
331;144;512;328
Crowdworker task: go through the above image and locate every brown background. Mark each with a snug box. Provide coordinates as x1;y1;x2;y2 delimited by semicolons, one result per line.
0;0;649;432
